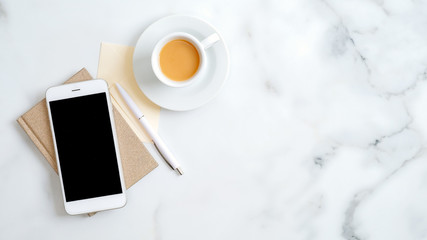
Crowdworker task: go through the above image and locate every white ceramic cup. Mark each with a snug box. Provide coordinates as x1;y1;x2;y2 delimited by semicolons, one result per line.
151;32;220;87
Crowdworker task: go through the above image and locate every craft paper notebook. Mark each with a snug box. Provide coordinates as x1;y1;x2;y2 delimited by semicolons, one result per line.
17;68;158;215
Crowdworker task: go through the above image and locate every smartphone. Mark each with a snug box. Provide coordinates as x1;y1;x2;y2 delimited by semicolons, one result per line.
46;79;126;215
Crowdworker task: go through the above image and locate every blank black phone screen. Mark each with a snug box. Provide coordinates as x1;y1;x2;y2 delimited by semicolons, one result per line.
49;93;123;202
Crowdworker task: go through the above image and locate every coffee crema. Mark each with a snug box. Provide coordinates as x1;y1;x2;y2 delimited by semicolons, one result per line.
159;39;200;81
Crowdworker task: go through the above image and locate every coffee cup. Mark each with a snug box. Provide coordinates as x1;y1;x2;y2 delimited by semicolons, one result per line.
151;32;220;87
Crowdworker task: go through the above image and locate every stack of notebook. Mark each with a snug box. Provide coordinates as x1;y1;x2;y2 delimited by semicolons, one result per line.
17;68;158;216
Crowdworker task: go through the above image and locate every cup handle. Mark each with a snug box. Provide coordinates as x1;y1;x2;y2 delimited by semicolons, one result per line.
201;33;220;49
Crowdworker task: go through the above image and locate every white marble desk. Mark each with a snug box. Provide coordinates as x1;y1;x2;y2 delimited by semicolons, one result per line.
1;0;427;239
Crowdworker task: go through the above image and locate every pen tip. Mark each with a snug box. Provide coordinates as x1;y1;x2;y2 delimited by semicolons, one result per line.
176;167;184;175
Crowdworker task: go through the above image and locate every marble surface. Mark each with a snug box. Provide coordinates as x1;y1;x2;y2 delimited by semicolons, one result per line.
1;0;427;239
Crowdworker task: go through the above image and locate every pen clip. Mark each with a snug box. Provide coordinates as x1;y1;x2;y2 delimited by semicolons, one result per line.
153;141;174;170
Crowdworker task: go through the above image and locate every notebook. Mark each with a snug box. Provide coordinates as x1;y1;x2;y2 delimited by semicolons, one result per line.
17;68;158;216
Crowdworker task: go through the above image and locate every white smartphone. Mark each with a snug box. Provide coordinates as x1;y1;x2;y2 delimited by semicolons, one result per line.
46;79;126;215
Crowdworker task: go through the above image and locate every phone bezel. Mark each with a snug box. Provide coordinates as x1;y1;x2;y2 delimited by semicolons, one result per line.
46;79;126;215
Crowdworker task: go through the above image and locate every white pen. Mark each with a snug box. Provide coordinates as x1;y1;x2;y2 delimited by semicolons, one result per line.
115;83;183;175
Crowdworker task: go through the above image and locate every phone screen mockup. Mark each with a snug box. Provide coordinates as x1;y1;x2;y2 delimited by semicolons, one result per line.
49;92;123;202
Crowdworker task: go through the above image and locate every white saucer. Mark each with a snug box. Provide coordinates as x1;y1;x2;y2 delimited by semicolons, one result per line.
133;15;230;111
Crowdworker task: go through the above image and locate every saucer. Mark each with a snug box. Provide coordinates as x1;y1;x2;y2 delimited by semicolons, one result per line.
133;15;230;111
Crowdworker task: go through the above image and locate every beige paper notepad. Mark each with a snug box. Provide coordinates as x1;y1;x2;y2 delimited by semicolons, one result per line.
17;68;158;215
97;42;161;143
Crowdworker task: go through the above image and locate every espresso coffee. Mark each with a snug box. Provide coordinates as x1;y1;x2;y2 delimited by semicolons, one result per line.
159;39;200;81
